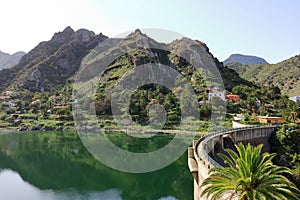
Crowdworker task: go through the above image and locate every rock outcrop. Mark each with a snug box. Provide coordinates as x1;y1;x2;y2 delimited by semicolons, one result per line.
0;26;107;92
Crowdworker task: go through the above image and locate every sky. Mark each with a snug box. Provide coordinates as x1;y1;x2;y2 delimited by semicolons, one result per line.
1;0;300;64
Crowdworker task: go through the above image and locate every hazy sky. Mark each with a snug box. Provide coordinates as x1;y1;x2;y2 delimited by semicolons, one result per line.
1;0;299;63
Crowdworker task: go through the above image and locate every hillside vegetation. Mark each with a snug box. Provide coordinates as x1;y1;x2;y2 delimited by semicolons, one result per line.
0;27;256;131
0;27;299;132
226;54;300;96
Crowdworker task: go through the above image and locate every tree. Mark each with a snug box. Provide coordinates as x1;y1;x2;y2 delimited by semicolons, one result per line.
292;164;300;183
275;124;300;159
201;143;300;200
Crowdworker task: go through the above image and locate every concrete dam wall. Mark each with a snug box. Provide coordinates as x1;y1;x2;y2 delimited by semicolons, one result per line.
188;125;278;200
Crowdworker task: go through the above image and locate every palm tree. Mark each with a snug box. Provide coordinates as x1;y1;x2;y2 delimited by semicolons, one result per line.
201;143;300;200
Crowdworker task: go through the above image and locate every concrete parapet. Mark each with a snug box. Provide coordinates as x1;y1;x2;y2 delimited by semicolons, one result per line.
189;125;278;200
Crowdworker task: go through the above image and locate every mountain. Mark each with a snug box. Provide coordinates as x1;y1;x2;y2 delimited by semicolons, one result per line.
0;26;107;92
223;54;268;65
71;29;254;121
226;55;300;96
0;27;268;131
0;51;25;70
0;27;253;94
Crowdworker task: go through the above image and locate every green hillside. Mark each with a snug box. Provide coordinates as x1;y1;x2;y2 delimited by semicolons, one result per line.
1;27;299;132
226;55;300;96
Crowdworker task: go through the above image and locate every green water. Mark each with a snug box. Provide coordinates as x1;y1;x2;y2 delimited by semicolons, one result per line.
0;131;193;200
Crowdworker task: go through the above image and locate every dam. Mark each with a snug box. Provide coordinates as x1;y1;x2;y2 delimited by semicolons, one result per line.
188;125;278;200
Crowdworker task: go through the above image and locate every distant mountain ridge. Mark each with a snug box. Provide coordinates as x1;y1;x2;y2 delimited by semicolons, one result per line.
223;54;268;65
0;51;25;70
226;54;300;96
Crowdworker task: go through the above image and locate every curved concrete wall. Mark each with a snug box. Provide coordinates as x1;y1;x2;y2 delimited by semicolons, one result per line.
188;125;278;200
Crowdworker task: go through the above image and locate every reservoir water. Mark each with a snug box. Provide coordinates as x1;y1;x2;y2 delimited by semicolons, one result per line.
0;131;193;200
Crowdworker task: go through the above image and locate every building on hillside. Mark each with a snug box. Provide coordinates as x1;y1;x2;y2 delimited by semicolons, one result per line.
31;99;41;105
5;91;14;96
256;116;284;124
208;91;225;102
0;96;10;100
233;114;243;122
68;98;78;104
199;100;210;105
53;105;70;109
226;94;239;102
256;99;261;107
8;101;17;108
289;96;300;102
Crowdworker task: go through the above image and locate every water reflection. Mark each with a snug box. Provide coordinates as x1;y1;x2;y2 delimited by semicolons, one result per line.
0;169;123;200
0;132;192;200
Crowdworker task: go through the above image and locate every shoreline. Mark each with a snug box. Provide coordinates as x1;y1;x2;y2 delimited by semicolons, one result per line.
0;127;206;136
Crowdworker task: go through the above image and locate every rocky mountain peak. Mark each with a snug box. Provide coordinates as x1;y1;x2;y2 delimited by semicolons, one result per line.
73;29;95;43
0;27;252;93
134;29;142;34
0;26;108;92
167;37;211;61
124;29;165;50
127;29;149;40
51;26;75;44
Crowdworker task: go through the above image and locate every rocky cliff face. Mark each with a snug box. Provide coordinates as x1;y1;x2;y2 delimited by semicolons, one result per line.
75;29;253;117
0;26;107;92
167;38;253;90
0;51;25;70
0;27;252;94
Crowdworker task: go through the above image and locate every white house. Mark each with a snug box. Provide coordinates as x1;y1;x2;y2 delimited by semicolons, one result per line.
208;91;225;102
31;99;41;105
68;98;78;104
5;91;14;96
8;101;17;108
289;96;300;102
